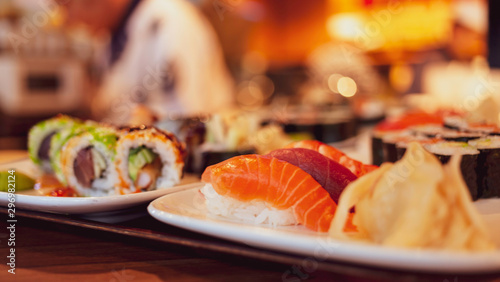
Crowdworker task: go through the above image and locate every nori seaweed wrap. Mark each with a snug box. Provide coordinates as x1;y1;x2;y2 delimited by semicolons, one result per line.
469;137;500;199
381;130;413;163
424;141;480;200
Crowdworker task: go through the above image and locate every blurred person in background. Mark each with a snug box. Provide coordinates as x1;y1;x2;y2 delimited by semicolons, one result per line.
56;0;234;125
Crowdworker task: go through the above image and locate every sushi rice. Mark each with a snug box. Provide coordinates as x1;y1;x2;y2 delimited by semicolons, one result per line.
201;183;297;227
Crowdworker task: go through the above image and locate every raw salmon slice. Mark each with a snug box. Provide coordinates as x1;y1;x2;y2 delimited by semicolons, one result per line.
286;140;378;177
201;154;337;232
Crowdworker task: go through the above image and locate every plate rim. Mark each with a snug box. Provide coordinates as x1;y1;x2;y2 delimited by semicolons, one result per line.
148;185;500;274
0;181;201;214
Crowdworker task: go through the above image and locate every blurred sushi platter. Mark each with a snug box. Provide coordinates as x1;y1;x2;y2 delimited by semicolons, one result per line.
1;109;500;274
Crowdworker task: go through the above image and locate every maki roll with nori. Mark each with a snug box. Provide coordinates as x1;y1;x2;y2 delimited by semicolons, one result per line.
439;131;484;143
28;115;81;172
444;116;500;135
115;126;185;194
59;126;120;196
424;141;480;200
409;124;484;142
371;111;444;165
469;137;500;199
409;124;449;138
380;130;413;163
395;136;439;160
49;121;100;183
371;130;387;166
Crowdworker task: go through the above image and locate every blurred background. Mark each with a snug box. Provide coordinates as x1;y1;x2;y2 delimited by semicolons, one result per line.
0;0;494;151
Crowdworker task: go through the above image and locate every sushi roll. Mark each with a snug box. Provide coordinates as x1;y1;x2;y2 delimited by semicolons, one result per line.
444;116;500;135
28;115;81;172
49;121;100;183
371;130;386;166
439;131;484;143
115;126;185;194
408;124;449;138
371;111;444;165
469;137;500;199
395;136;439;160
381;130;413;163
443;115;468;131
424;141;480;200
60;126;120;196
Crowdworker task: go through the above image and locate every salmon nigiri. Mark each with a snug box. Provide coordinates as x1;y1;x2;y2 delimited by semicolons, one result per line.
285;140;378;177
201;154;337;232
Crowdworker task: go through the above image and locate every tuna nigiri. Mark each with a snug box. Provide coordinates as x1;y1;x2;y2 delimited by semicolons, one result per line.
201;154;337;232
285;140;378;177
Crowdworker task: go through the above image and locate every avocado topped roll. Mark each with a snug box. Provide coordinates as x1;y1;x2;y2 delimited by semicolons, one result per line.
115;126;185;194
49;121;100;184
60;126;120;196
28;115;81;172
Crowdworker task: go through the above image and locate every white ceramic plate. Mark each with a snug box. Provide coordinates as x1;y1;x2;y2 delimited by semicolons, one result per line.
148;184;500;273
0;159;200;215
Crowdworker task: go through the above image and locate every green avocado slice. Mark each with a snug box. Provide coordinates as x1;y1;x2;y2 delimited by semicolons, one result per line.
0;171;35;192
128;147;157;181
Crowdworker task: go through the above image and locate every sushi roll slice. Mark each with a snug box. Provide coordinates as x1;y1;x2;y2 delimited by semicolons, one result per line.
469;137;500;199
424;141;480;200
439;131;484;143
115;126;185;194
371;111;444;165
395;136;439;160
50;121;100;183
444;116;500;135
371;130;387;166
381;130;413;163
443;115;468;131
60;126;120;196
408;124;449;138
28;115;81;172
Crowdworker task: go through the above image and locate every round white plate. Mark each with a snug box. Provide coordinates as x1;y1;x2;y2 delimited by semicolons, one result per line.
0;158;200;215
148;184;500;273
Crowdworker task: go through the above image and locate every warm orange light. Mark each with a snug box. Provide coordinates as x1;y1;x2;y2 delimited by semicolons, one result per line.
326;13;364;41
327;74;343;93
337;77;357;97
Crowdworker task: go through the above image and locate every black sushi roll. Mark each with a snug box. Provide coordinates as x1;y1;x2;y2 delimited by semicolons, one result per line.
381;130;413;163
443;116;468;131
395;136;438;161
444;116;500;135
469;137;500;199
440;131;484;143
409;124;449;138
371;131;385;166
424;142;480;200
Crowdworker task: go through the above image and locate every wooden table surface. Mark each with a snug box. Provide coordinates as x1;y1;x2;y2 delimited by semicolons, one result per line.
0;151;499;281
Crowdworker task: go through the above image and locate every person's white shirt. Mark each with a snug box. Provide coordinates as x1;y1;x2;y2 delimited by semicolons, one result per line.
94;0;234;125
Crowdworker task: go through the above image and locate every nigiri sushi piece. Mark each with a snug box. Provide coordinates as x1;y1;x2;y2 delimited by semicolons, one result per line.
201;154;337;232
285;140;378;177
